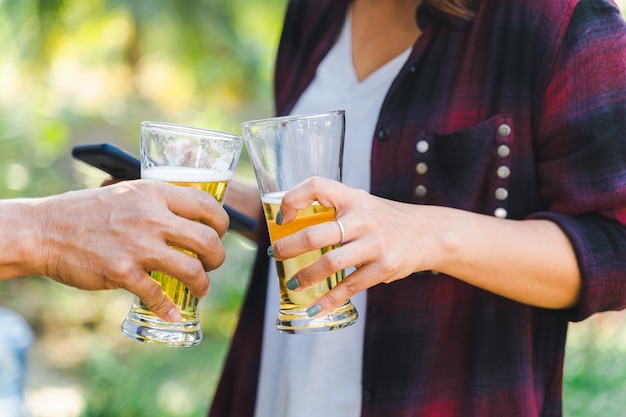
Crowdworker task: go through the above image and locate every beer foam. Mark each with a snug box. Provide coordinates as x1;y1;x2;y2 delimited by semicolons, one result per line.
142;166;233;182
261;191;286;205
261;191;321;206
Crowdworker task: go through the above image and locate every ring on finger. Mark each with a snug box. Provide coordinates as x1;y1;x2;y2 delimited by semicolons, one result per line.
335;218;346;246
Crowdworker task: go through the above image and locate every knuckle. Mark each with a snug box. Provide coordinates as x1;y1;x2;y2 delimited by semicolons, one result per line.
179;262;210;297
137;179;163;196
281;191;296;207
379;256;401;277
200;237;226;269
321;252;343;272
302;230;321;248
309;176;325;192
110;259;139;281
339;278;359;296
323;291;345;308
215;250;227;268
140;278;166;304
204;228;222;249
295;266;315;286
272;240;287;258
146;292;171;313
184;259;207;278
144;279;164;303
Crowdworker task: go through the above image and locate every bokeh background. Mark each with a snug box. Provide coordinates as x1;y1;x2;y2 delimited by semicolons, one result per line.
0;1;624;416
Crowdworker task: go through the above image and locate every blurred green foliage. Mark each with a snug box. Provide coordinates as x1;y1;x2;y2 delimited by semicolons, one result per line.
0;0;625;416
0;0;281;416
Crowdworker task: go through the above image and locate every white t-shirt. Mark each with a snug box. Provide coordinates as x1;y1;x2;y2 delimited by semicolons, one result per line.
253;13;411;417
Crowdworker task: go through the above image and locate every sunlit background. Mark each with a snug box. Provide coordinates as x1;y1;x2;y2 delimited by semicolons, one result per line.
0;1;625;416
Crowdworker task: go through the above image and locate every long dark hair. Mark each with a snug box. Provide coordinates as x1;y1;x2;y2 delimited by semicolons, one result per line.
426;0;475;19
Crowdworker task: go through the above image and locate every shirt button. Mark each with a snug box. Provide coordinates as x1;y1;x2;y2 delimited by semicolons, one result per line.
494;207;508;218
363;389;374;404
416;140;429;153
415;162;428;174
498;123;511;137
497;144;510;158
377;128;391;141
495;187;509;201
409;65;417;75
415;185;427;197
497;165;511;179
370;304;382;318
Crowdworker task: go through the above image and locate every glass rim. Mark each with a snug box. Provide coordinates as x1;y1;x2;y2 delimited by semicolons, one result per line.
241;110;345;129
141;121;242;142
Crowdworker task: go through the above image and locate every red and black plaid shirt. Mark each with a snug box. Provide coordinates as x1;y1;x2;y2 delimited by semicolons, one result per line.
210;0;626;416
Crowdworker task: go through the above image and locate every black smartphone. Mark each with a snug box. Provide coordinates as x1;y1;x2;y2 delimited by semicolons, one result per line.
72;143;140;180
71;143;257;233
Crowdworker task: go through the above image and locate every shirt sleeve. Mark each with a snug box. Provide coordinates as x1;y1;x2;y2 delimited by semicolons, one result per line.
528;0;626;321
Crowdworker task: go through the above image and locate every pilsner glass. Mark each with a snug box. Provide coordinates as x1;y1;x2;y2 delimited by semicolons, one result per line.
242;110;358;334
121;121;243;347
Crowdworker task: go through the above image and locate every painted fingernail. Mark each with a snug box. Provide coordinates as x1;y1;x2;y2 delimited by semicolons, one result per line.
168;307;182;323
267;246;275;258
306;304;322;318
275;211;283;225
286;277;299;290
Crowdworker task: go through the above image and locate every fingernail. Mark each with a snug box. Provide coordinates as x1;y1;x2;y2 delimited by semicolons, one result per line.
275;211;283;225
306;304;322;318
267;246;275;258
286;277;299;290
168;308;182;323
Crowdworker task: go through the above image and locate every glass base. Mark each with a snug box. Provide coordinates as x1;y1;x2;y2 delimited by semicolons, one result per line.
276;300;358;334
120;309;202;348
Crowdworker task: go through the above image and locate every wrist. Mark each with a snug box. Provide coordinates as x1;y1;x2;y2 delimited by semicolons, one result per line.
420;205;467;275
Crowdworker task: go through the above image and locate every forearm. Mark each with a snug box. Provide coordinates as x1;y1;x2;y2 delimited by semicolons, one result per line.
0;198;47;280
225;178;261;220
224;178;261;240
427;206;581;309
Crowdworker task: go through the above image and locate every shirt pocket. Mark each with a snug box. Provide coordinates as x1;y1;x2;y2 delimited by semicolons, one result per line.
411;114;516;217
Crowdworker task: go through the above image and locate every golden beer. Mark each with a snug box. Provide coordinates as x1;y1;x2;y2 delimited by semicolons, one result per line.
262;192;355;332
136;166;231;321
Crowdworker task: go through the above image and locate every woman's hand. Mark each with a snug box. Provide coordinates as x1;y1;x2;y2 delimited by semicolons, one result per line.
1;180;229;323
271;177;433;317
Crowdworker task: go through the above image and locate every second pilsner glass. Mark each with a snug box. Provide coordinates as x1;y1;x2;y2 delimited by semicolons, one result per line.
242;110;358;334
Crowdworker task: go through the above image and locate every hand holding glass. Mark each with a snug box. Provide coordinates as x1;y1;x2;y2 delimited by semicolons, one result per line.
242;110;358;334
121;121;243;347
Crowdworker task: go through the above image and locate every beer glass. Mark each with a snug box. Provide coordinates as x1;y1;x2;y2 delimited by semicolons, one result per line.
121;121;243;347
242;110;358;334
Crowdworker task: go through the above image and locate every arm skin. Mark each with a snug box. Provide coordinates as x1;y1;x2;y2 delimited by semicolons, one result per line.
271;177;581;318
225;179;262;221
223;178;262;240
0;180;229;323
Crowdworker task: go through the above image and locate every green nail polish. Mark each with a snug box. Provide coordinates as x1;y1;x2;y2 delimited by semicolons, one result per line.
276;211;283;225
286;277;299;290
306;304;322;318
267;246;275;257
